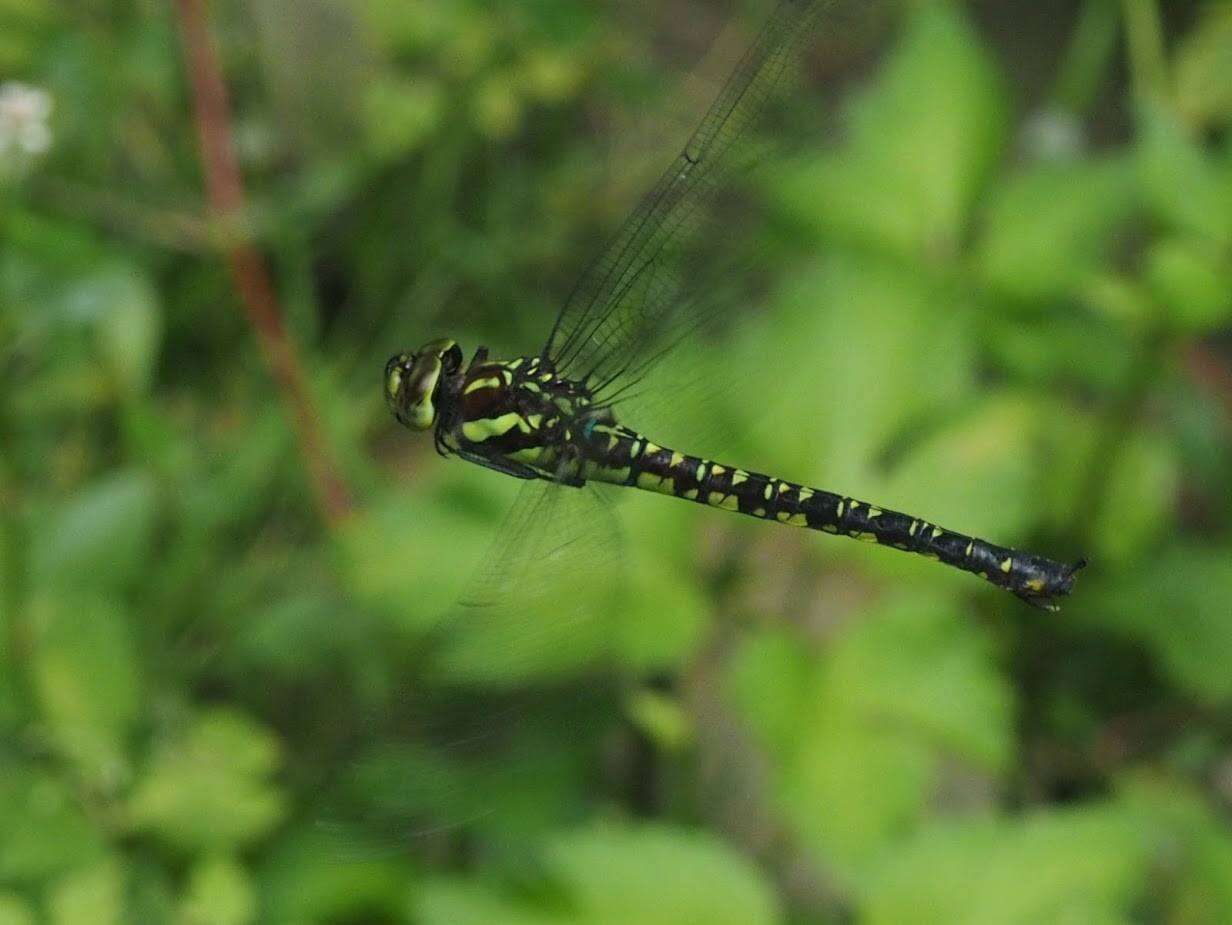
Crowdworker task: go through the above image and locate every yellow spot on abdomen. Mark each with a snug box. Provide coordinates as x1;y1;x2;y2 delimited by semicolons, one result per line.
1000;558;1013;573
637;471;672;493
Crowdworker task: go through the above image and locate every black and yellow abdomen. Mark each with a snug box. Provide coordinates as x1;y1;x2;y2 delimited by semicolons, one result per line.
579;422;1083;610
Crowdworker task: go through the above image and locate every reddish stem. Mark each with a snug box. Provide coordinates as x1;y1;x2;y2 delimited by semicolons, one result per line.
1185;344;1232;433
174;0;353;526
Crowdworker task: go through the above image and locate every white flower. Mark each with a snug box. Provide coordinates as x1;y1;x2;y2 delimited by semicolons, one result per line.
0;81;54;159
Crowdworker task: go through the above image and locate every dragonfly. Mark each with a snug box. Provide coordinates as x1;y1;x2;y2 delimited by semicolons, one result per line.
385;0;1085;615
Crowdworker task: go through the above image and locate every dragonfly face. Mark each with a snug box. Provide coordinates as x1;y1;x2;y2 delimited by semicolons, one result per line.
385;338;464;431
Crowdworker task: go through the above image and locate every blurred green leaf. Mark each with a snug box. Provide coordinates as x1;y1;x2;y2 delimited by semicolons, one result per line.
880;394;1042;552
260;828;412;925
542;823;780;925
29;592;140;784
1136;106;1232;244
1083;547;1232;704
1116;776;1232;921
416;878;562;925
774;1;1008;259
0;894;34;925
825;595;1013;770
177;855;257;925
736;254;976;489
1174;5;1232;130
1089;429;1179;567
361;77;445;161
985;310;1137;396
46;857;124;925
0;771;102;882
31;469;158;593
127;710;286;852
614;510;709;673
1145;236;1232;332
730;594;1012;871
976;157;1136;301
335;474;509;638
860;803;1148;923
79;263;161;398
625;688;692;752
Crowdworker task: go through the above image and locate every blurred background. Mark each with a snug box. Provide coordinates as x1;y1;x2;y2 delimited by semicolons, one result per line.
3;0;1232;921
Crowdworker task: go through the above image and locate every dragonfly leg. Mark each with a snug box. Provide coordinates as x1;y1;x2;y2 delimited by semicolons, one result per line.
453;447;542;481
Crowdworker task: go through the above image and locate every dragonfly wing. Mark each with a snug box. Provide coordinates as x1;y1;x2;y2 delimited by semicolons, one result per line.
351;480;633;837
541;0;825;396
431;479;628;686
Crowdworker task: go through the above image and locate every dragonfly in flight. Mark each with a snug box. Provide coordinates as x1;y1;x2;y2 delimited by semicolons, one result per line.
385;0;1085;613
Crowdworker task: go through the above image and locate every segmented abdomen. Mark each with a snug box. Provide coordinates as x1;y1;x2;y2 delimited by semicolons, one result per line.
580;423;1083;610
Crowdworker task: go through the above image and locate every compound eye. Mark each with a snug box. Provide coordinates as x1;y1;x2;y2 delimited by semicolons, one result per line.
442;343;464;373
384;354;407;403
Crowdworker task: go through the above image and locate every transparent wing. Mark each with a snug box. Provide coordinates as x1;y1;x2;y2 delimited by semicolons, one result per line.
541;0;826;398
430;479;626;687
336;480;635;839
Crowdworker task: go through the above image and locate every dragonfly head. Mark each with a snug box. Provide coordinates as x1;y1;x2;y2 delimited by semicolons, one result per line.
385;338;465;430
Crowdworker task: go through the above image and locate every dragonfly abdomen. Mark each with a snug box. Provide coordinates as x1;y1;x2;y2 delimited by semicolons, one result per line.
580;422;1083;611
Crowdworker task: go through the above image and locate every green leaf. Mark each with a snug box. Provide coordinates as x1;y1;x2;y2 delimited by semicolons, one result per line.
976;157;1136;301
1144;236;1232;333
0;895;33;925
824;596;1013;770
0;771;102;883
90;265;161;397
126;710;286;852
415;879;563;925
735;254;975;489
1115;776;1232;921
52;261;162;398
47;857;125;925
542;823;780;925
261;828;412;925
1082;547;1232;704
177;856;257;925
774;2;1008;259
614;511;709;673
31;469;158;593
625;688;692;752
729;595;1012;872
335;474;511;638
361;77;445;161
1174;5;1232;130
860;803;1149;924
879;394;1044;557
1088;429;1179;567
29;592;141;784
1136;106;1232;244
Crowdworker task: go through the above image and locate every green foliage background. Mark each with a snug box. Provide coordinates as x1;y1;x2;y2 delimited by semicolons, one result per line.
3;0;1232;922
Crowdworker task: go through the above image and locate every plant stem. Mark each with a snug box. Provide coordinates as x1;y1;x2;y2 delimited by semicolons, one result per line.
1052;0;1120;115
1121;0;1168;105
174;0;354;527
